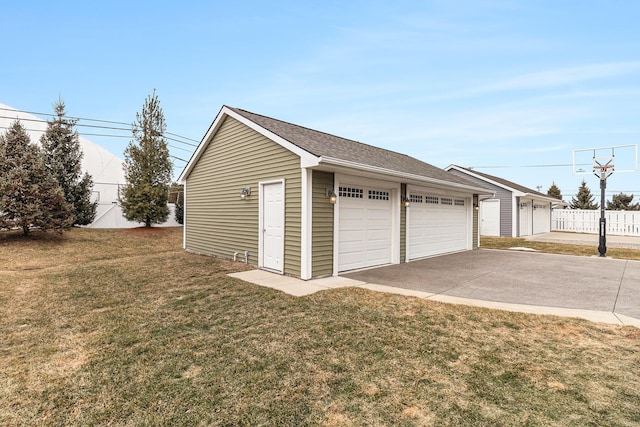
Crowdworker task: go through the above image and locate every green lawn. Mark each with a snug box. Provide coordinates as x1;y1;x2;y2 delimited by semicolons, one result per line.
1;228;639;426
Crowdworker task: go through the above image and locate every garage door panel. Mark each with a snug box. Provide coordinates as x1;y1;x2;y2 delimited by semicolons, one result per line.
408;191;468;260
532;203;549;234
338;184;393;272
340;230;366;243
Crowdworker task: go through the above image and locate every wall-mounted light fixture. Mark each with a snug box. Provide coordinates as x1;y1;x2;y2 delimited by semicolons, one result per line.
326;189;337;204
240;187;251;200
473;202;479;211
402;196;410;207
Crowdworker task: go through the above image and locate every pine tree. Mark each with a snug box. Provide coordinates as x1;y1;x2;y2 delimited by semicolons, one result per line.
0;121;74;235
119;91;173;227
569;180;599;210
175;192;184;225
547;182;562;200
606;193;639;210
40;100;97;225
169;182;184;225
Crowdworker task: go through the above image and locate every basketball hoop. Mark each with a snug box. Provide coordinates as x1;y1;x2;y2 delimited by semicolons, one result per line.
572;144;637;258
593;158;614;179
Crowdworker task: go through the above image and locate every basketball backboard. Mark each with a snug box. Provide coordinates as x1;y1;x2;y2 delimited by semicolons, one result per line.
572;144;638;175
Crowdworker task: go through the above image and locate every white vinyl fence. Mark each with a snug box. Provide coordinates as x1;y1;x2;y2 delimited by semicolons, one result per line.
552;209;640;236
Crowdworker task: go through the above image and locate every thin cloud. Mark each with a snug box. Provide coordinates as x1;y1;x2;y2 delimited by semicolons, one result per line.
479;62;640;92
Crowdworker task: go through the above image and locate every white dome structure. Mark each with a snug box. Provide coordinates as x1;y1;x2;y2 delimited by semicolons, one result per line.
0;102;180;228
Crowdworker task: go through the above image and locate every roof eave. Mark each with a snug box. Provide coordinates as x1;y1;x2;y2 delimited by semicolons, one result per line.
178;106;320;183
320;156;492;194
521;193;561;203
445;164;555;200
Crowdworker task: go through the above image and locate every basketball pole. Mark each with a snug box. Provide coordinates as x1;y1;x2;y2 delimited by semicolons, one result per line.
598;174;606;257
593;157;614;257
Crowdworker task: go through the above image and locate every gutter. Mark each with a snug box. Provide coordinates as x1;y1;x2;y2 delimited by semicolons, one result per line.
519;192;561;203
319;156;492;195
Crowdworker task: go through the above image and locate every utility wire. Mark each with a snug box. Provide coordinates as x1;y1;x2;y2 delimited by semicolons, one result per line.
0;124;190;162
0;106;200;142
0;114;198;148
0;107;200;146
470;163;590;169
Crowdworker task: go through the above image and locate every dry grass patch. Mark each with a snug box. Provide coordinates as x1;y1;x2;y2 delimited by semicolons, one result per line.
480;236;640;260
1;227;640;425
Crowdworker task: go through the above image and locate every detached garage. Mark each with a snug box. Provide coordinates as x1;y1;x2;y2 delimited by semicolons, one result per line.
179;106;489;279
446;165;561;237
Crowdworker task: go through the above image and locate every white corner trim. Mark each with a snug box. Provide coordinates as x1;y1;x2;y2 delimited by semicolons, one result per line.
512;193;519;237
300;168;313;280
182;180;187;249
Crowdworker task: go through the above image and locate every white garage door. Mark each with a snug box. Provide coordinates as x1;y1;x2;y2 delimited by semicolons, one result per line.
532;203;550;234
407;193;468;260
338;185;392;272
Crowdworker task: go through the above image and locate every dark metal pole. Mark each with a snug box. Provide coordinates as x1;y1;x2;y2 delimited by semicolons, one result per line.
598;175;607;257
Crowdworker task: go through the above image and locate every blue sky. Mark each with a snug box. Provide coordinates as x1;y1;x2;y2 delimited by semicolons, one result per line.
1;1;639;200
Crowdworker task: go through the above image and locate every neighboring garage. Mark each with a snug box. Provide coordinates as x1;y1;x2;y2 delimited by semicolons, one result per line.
407;186;469;260
446;165;560;238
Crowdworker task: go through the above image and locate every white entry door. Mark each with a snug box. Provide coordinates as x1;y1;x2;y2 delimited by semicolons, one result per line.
261;181;284;272
480;199;500;236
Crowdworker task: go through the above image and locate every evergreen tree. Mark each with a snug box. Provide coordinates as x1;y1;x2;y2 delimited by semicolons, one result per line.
0;121;73;235
119;91;173;227
606;193;639;210
169;182;184;225
547;182;562;200
40;100;97;225
569;180;599;209
175;191;184;225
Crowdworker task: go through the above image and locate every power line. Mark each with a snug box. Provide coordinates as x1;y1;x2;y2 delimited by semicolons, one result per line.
470;163;589;169
0;107;200;146
0;114;198;148
0;124;191;162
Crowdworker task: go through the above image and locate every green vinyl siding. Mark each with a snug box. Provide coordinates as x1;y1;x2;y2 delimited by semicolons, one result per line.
185;116;302;277
311;171;334;277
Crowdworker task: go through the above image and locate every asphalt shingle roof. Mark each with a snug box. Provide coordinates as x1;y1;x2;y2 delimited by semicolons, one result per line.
451;165;552;198
228;107;481;188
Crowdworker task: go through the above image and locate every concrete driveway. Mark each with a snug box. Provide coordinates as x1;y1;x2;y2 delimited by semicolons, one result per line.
343;249;640;325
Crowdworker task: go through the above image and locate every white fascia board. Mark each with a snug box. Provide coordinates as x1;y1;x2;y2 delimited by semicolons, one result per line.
446;165;558;202
224;108;320;168
177;106;227;183
321;157;490;195
178;106;320;183
520;192;561;203
445;165;518;194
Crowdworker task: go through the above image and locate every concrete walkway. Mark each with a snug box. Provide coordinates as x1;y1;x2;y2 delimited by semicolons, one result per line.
523;231;640;250
229;249;640;328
